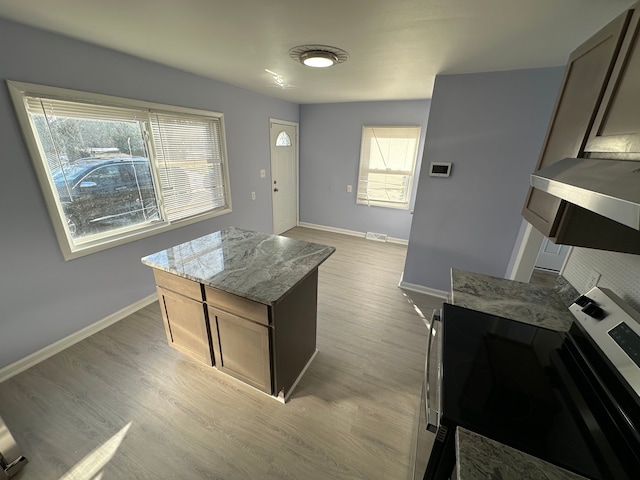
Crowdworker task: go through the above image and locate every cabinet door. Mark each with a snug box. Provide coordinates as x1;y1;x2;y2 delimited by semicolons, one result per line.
586;9;640;153
157;287;213;366
522;11;630;236
208;307;272;394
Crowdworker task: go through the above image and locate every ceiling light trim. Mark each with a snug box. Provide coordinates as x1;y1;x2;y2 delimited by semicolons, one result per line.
289;45;349;68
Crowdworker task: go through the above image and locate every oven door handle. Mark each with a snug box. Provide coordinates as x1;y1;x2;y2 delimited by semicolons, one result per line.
426;309;442;433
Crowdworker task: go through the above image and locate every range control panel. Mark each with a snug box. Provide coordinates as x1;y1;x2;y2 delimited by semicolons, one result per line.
570;287;640;399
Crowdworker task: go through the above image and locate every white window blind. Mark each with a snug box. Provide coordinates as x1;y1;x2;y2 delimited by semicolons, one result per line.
9;81;232;260
357;126;421;209
25;97;147;122
150;112;228;221
25;96;148;171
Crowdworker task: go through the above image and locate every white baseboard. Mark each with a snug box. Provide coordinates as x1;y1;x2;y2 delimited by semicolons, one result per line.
398;280;450;300
0;293;157;384
297;222;409;245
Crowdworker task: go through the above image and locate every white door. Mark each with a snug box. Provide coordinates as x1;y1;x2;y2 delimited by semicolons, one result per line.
535;237;570;272
270;119;298;234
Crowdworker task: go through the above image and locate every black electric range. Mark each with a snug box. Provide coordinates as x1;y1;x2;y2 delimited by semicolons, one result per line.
422;287;640;479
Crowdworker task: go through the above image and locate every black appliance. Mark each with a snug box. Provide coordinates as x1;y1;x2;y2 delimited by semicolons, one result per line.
419;287;640;479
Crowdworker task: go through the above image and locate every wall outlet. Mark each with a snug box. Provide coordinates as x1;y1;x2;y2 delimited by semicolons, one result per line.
585;269;601;291
347;185;352;193
251;192;256;200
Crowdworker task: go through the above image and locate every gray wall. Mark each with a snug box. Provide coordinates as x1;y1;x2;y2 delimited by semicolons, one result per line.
299;100;430;240
0;19;298;369
403;67;564;292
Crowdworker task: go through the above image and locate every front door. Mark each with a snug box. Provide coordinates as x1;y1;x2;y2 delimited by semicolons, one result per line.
535;237;571;272
270;120;298;235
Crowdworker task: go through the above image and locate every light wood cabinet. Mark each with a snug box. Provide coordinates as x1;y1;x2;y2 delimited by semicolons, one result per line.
208;306;272;393
522;10;630;237
157;287;213;366
151;268;320;400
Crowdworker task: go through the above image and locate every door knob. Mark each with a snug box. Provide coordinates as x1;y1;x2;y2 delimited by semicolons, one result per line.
274;188;279;192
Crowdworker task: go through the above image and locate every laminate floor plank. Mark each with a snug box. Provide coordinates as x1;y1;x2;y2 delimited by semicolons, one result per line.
0;227;443;480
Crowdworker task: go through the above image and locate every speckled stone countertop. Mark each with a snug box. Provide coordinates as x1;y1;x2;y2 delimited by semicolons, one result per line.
141;227;335;305
450;268;579;332
456;428;586;480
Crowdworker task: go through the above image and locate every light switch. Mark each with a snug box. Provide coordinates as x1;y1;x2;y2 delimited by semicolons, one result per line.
251;192;256;200
260;169;266;178
347;185;352;193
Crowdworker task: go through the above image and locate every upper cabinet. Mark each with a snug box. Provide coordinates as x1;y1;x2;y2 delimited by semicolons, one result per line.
522;11;630;237
586;11;640;155
523;3;640;254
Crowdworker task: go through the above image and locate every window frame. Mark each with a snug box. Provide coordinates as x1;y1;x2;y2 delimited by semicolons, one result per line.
8;80;233;260
356;125;421;210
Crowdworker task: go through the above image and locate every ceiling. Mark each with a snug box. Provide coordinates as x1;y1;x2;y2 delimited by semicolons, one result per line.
0;0;635;104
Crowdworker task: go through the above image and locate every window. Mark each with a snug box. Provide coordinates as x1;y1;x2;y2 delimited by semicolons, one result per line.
275;131;291;146
8;81;232;260
356;126;421;209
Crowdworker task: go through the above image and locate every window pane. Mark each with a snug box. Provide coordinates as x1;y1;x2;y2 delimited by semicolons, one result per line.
362;173;409;203
150;112;228;221
28;102;160;241
276;131;291;146
10;81;233;259
357;126;421;209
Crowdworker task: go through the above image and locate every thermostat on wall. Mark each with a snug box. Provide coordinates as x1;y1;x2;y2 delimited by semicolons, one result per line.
429;162;452;177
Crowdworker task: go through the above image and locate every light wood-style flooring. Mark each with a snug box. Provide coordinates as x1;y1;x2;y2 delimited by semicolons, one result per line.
0;227;443;480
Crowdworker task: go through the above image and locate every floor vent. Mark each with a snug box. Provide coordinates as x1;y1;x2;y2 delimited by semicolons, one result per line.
365;232;388;242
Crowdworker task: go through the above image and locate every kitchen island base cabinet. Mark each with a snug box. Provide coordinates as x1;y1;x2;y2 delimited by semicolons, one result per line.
151;268;321;401
156;287;213;367
271;270;318;401
207;270;319;400
208;307;272;394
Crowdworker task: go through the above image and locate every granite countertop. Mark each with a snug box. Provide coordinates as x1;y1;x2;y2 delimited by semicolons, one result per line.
450;268;578;331
456;428;586;480
141;227;335;305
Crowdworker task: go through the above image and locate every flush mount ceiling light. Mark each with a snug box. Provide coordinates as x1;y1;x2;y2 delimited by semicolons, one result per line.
289;45;349;68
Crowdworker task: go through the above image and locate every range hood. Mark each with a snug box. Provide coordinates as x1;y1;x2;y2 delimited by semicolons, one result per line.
530;158;640;230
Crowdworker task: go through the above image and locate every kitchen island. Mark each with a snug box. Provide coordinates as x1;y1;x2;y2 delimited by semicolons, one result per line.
141;227;335;402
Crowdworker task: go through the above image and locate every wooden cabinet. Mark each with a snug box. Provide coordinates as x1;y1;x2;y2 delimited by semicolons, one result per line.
523;3;640;253
522;10;631;237
151;267;320;401
153;269;212;366
586;9;640;154
208;306;272;393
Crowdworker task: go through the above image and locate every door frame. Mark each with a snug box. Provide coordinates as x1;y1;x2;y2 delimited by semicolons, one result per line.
508;221;573;281
269;118;300;234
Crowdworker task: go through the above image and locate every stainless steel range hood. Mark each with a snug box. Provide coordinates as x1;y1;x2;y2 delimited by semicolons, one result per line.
530;158;640;230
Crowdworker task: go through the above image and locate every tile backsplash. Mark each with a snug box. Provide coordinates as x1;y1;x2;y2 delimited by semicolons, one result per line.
562;247;640;312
